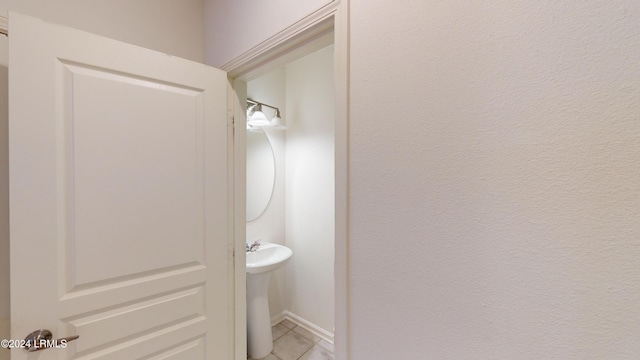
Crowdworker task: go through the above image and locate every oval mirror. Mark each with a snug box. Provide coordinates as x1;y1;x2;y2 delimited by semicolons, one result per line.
246;129;275;221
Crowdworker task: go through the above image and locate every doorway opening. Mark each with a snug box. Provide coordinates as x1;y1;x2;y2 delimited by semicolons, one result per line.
226;6;348;360
245;39;335;359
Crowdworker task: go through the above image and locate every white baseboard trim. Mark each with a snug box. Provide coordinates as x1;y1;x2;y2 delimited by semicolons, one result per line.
272;311;334;344
271;311;287;327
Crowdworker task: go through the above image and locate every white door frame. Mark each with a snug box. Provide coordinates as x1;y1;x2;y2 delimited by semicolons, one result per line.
223;1;349;359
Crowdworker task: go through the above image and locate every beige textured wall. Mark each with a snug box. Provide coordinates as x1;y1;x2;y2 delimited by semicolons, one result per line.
348;1;640;358
0;0;204;62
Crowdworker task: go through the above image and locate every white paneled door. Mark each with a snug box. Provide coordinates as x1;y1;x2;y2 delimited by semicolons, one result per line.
8;13;233;360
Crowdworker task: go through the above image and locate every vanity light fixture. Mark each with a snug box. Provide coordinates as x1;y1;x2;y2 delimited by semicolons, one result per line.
247;98;286;130
247;103;269;126
270;108;286;129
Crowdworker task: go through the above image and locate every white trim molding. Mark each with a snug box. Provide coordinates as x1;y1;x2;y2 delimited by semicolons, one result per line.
332;3;350;360
222;1;339;78
282;311;335;344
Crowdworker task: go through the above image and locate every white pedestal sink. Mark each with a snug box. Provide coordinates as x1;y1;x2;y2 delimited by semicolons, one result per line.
246;242;292;359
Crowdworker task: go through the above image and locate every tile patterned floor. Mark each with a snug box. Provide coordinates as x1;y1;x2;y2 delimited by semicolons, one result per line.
248;319;334;360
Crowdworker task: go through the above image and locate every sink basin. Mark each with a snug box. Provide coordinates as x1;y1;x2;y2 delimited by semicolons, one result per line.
246;242;292;274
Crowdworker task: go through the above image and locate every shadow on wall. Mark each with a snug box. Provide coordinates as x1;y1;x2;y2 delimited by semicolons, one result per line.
0;64;10;360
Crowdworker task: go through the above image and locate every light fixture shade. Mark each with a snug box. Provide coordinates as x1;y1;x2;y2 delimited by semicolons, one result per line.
247;104;270;126
270;109;286;130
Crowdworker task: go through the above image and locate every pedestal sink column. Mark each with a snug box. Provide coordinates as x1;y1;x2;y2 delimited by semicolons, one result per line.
245;242;292;359
247;271;273;358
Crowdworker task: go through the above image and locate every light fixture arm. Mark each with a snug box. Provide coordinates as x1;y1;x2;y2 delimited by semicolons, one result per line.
247;98;280;113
